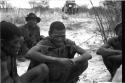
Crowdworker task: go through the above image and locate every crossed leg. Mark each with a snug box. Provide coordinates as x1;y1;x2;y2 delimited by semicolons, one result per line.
102;55;121;78
67;61;88;83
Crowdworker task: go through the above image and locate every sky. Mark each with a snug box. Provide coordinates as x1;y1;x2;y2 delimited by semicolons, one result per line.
8;0;104;9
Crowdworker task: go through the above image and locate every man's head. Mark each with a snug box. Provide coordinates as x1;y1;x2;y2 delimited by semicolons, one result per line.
114;22;122;38
0;21;23;55
49;21;66;47
25;13;41;24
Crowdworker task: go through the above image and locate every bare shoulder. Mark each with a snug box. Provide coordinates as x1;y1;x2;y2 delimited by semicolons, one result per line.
30;37;52;52
101;37;118;48
37;37;52;46
108;37;118;44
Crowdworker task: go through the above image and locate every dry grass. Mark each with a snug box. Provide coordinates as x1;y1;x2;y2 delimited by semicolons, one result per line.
0;9;32;24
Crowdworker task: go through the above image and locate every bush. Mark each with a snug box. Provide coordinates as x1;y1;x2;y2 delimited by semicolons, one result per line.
88;1;122;44
78;5;89;13
13;16;25;24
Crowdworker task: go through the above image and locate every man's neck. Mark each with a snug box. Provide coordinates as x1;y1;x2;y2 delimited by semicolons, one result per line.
49;39;65;48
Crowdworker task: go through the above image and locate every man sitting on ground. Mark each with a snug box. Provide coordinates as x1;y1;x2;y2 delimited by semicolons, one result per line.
18;13;44;61
26;21;92;83
96;23;122;80
1;21;49;83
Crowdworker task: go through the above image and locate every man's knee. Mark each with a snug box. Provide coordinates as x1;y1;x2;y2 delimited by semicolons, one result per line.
102;55;108;60
37;64;49;77
102;56;110;63
75;61;88;73
80;61;88;71
40;63;49;74
67;61;88;82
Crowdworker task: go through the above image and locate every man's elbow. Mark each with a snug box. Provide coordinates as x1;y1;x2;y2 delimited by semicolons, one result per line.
88;53;92;59
96;49;100;55
96;48;102;55
84;52;92;60
26;49;36;58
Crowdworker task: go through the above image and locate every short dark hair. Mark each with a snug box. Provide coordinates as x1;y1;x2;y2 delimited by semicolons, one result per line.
0;21;22;41
49;21;65;33
114;22;122;32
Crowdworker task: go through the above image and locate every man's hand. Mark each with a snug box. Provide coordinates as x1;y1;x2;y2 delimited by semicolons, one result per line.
116;50;122;54
56;58;75;69
108;47;122;54
97;47;122;57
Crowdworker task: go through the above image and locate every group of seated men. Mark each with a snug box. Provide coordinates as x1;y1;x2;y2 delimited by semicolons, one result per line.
0;12;122;83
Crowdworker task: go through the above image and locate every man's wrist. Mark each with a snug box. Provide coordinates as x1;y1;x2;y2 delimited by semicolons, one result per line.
69;59;75;65
52;57;60;63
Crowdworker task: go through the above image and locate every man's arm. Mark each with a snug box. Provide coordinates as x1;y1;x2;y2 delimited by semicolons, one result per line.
108;54;122;62
25;45;76;68
96;43;122;57
1;61;14;83
26;45;68;63
71;45;92;64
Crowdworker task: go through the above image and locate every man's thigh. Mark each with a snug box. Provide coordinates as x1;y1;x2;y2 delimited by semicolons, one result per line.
71;61;88;76
102;55;121;77
108;55;122;62
20;63;48;83
107;55;121;69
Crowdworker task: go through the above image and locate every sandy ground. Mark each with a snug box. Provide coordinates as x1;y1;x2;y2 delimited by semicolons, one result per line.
16;12;112;83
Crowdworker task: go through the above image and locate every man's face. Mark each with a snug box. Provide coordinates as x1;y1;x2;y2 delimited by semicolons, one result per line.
28;19;37;24
50;29;66;47
27;19;37;28
5;36;23;56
